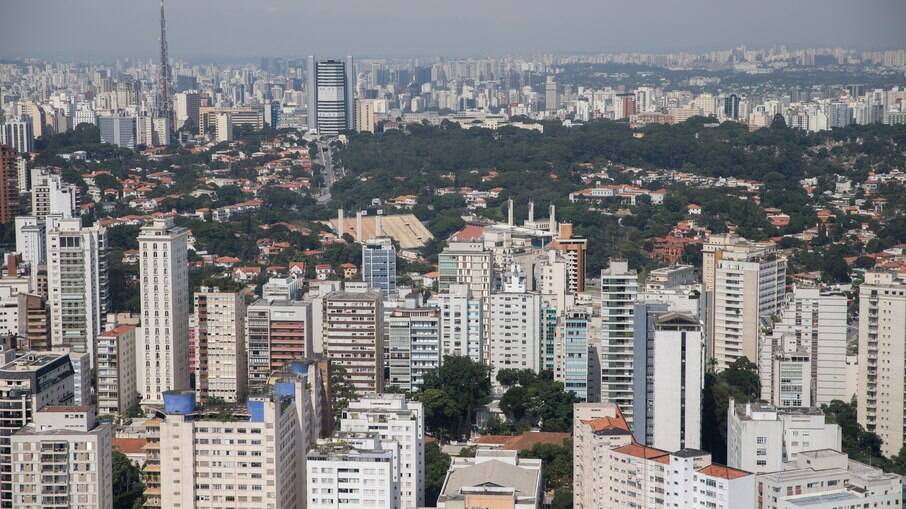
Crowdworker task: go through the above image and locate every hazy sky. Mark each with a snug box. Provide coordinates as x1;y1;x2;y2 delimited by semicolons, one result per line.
2;0;906;61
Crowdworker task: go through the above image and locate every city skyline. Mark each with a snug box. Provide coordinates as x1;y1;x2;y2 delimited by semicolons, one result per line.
2;0;906;60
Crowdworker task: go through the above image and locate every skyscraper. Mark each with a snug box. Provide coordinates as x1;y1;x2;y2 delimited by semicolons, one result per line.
192;287;247;403
98;115;137;149
323;289;383;395
46;218;108;367
362;237;396;299
139;218;190;407
0;118;34;154
600;260;638;424
307;56;356;136
545;75;559;113
0;146;18;224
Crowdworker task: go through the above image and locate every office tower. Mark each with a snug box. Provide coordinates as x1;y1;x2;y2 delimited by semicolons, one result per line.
545;75;559;113
362;237;397;299
246;298;312;389
31;168;77;218
0;117;34;154
11;406;112;509
98;115;137;149
430;284;484;362
487;267;542;387
759;287;847;406
0;146;16;224
139;218;190;407
545;223;588;293
307;435;396;509
632;308;704;451
96;325;137;417
554;309;590;400
0;352;74;509
573;402;633;509
724;93;741;119
858;271;906;457
192;287;246;402
437;450;542;509
159;391;304;509
387;308;441;391
703;232;786;370
174;91;200;128
198;107;264;135
323;289;383;394
340;394;425;509
600;260;639;424
46;218;108;367
727;399;841;474
307;56;356;136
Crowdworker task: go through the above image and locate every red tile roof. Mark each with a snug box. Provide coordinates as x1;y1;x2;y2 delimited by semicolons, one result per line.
613;443;670;461
472;432;570;451
113;438;147;455
698;463;750;480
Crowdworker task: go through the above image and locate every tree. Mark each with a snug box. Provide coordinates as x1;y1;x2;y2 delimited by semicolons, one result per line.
496;369;578;432
424;442;451;507
701;357;761;463
329;364;358;427
416;356;492;439
112;451;144;509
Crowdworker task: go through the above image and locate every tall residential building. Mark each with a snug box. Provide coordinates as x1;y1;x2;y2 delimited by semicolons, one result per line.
632;309;704;451
323;289;383;394
159;391;304;509
341;394;425;509
355;98;383;133
46;218;108;367
96;325;137;417
362;237;397;299
0;118;34;154
139;218;190;407
703;232;786;370
488;267;542;388
174;91;201;128
554;309;590;400
193;287;247;402
246;298;312;389
14;216;44;275
857;271;906;457
307;56;356;136
573;403;634;509
306;435;396;509
387;308;440;391
437;449;543;509
98;115;137;149
30;168;77;218
213;111;233;143
438;242;493;358
429;284;484;362
11;406;113;509
545;75;559;113
0;146;17;225
545;223;587;293
0;352;74;509
759;287;847;407
727;400;841;474
600;260;639;424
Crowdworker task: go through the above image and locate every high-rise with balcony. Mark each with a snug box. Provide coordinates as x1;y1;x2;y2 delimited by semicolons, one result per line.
323;289;383;394
600;260;638;424
96;325;137;417
139;218;190;407
0;146;18;225
554;309;590;400
246;298;312;390
858;271;906;457
193;287;247;403
387;308;440;391
46;218;108;367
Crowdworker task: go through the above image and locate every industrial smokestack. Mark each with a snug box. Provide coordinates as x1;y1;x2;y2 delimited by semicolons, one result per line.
549;204;557;234
356;211;363;241
528;201;535;224
338;209;345;238
507;199;514;226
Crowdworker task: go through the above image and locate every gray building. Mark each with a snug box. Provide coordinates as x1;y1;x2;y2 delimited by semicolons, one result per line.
362;237;397;299
306;56;356;136
98;115;136;149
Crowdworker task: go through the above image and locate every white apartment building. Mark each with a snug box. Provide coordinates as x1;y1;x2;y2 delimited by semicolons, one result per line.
46;217;108;367
704;233;786;371
430;284;484;363
307;434;397;509
193;287;247;402
11;406;112;509
857;271;906;457
438;242;493;358
323;289;384;394
96;324;137;417
488;267;542;389
139;218;190;407
30;168;76;219
160;391;303;509
340;394;425;509
573;402;634;509
600;260;639;424
536;249;569;313
437;449;542;509
14;216;44;278
727;400;841;474
755;450;901;509
386;308;440;391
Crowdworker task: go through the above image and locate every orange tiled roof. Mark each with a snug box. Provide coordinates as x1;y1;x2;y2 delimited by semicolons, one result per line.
582;414;630;434
472;432;570;451
698;463;750;480
613;443;670;460
113;438;147;455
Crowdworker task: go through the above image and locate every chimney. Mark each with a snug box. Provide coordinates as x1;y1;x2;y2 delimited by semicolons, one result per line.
338;209;345;238
356;211;363;241
507;198;514;226
528;201;535;224
549;204;557;234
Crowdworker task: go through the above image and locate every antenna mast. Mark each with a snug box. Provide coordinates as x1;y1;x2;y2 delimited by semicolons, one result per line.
158;0;172;122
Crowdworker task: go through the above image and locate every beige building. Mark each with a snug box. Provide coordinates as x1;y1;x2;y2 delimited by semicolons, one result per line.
10;406;112;509
857;271;906;457
437;449;542;509
323;289;383;394
703;232;786;370
96;324;137;417
573;402;634;509
193;288;247;403
159;391;304;509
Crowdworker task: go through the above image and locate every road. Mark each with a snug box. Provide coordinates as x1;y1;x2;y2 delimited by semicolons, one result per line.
314;140;345;203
